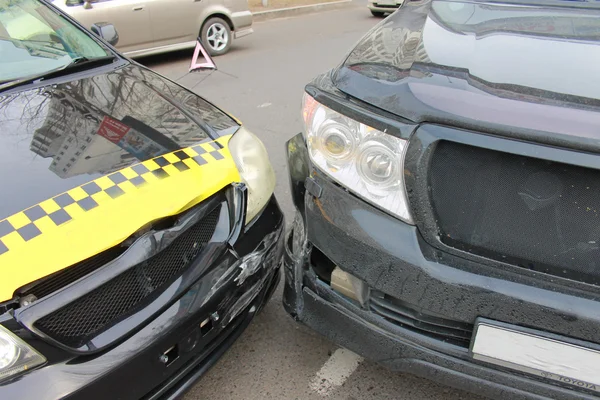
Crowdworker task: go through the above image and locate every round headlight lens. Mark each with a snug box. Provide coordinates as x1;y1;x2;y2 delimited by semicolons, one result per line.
357;141;400;188
0;335;18;370
317;120;358;162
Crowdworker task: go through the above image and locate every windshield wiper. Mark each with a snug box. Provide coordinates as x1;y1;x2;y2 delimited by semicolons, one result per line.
0;55;117;93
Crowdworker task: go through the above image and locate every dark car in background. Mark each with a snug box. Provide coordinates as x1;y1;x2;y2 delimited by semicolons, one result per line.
0;1;283;399
284;0;600;399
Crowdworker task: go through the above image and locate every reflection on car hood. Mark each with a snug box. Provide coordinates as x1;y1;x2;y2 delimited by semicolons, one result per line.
334;0;600;151
0;63;241;301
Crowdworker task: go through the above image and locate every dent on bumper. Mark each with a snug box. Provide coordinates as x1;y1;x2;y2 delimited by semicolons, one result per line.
283;132;600;400
1;197;284;400
295;286;598;400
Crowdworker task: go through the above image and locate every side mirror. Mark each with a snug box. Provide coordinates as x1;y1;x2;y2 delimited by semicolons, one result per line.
83;0;92;9
90;22;119;46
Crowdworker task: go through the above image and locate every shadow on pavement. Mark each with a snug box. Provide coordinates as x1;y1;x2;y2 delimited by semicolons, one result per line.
137;49;193;68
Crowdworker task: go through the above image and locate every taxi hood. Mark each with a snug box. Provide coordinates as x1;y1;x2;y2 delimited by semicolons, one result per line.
0;63;241;302
333;0;600;152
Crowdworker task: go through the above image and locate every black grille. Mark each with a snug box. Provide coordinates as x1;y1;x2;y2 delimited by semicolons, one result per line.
35;206;221;348
18;247;125;300
430;141;600;286
370;292;473;347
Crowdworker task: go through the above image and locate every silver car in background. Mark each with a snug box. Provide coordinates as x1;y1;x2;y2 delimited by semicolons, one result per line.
53;0;253;56
368;0;403;17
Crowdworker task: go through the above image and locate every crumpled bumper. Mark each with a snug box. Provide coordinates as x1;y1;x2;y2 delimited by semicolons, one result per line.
283;132;600;400
0;195;284;400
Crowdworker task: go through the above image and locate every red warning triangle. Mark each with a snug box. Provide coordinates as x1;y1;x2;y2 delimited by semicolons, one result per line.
189;39;217;72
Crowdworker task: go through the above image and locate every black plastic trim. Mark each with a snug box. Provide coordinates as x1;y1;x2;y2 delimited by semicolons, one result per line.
304;85;417;140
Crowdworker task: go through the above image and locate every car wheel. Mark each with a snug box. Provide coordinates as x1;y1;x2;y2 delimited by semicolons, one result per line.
371;10;385;17
201;17;232;56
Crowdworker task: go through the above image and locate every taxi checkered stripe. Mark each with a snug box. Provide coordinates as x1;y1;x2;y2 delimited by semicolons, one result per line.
0;141;226;256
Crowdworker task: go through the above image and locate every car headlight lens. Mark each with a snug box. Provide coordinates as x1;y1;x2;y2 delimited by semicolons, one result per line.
302;93;413;223
0;325;45;382
228;127;276;224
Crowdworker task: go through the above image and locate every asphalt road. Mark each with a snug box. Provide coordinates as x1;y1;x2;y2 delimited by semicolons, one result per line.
141;4;481;399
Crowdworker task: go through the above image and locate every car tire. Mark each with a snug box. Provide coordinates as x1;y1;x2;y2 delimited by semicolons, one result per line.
201;17;232;56
371;10;385;17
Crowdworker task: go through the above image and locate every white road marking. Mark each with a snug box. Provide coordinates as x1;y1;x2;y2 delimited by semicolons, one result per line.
258;102;272;108
309;348;364;396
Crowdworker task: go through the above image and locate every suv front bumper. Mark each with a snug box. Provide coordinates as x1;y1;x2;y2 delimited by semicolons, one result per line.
283;132;600;400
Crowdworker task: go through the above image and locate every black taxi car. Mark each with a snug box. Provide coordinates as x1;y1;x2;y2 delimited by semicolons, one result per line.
0;0;283;398
284;0;600;399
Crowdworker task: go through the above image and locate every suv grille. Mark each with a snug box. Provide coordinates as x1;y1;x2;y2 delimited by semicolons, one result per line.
430;141;600;286
35;205;221;349
370;291;473;347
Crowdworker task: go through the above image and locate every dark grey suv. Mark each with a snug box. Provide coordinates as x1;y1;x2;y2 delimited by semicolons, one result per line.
284;0;600;399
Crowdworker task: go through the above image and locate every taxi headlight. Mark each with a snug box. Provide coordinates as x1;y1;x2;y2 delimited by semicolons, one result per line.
0;325;45;382
302;93;413;223
228;127;276;224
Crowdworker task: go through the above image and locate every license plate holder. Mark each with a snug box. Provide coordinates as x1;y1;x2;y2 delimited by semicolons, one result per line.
471;319;600;393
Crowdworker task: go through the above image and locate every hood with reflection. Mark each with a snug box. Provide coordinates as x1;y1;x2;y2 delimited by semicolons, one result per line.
0;64;238;220
334;0;600;151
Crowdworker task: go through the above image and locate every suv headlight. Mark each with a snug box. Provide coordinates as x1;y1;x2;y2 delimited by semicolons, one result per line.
302;93;413;223
228;127;276;224
0;325;45;382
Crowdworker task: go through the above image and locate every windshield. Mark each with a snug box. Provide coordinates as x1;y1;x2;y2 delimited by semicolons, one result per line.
0;0;110;82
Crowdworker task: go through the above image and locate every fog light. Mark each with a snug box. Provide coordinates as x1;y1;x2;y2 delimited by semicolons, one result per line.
330;267;368;305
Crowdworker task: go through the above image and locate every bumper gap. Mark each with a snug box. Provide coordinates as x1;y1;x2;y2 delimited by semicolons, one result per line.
310;247;335;284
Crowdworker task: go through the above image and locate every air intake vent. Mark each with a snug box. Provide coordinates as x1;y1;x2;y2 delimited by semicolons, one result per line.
429;141;600;287
370;291;473;348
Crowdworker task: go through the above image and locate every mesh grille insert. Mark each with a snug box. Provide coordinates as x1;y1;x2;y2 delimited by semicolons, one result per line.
429;141;600;286
18;247;126;300
35;205;221;348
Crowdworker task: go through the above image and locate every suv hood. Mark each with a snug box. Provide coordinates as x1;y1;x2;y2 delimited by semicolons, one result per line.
0;63;241;301
334;0;600;151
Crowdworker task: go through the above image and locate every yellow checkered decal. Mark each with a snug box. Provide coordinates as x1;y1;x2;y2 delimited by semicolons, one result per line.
0;141;226;256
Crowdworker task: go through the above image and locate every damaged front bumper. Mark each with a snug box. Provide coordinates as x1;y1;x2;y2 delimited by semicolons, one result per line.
0;186;284;400
283;132;600;400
